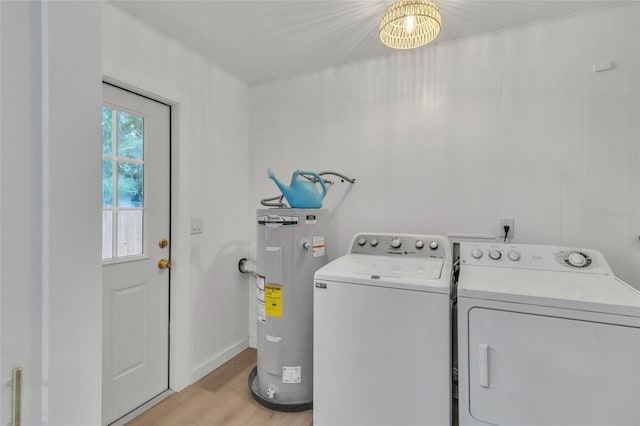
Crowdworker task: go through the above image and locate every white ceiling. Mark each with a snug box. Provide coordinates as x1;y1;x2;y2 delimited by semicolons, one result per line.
112;0;625;85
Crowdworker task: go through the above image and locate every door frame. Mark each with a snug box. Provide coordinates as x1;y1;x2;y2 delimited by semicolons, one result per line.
102;75;192;393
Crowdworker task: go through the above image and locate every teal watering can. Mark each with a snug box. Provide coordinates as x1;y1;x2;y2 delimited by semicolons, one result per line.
268;169;327;208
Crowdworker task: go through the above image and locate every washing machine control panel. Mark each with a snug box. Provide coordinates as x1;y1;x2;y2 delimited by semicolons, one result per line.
350;233;449;259
460;242;612;274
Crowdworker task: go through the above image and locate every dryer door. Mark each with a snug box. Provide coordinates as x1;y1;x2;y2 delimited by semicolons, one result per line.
468;308;640;426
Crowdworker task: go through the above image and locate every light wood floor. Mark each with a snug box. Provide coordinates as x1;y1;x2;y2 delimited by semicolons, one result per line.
126;348;313;426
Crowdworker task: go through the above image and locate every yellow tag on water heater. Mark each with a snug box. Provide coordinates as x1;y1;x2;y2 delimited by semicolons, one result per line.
265;284;282;317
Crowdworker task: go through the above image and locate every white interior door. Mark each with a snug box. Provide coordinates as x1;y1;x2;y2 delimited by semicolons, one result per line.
101;83;171;425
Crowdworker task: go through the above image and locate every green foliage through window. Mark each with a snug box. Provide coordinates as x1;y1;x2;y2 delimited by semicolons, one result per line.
102;107;113;155
102;159;113;207
118;111;143;160
118;162;143;207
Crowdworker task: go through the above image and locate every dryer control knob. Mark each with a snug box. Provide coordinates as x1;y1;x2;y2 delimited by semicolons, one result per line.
429;241;439;250
390;238;402;249
370;238;379;247
567;251;587;267
471;249;483;259
415;240;424;249
489;250;502;260
508;250;521;261
357;237;367;246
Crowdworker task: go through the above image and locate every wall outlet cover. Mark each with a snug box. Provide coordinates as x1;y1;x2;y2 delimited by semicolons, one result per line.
499;217;515;240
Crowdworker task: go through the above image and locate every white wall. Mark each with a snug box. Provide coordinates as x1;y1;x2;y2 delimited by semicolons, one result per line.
1;1;44;423
249;4;640;340
1;1;103;424
42;2;102;425
44;2;104;423
103;4;251;388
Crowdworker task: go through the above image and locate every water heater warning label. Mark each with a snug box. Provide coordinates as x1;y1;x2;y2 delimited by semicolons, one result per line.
265;284;282;317
283;366;301;384
313;235;325;258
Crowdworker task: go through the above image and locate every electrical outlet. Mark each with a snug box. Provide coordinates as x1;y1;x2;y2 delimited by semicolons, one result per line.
499;217;515;242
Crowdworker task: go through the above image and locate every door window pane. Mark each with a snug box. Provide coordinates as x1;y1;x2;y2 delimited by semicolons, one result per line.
117;211;143;257
118;111;144;160
117;162;144;208
102;159;114;207
102;107;113;155
102;211;114;260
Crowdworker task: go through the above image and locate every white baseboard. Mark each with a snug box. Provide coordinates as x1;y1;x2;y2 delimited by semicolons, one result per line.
109;390;173;426
249;334;257;348
189;338;249;384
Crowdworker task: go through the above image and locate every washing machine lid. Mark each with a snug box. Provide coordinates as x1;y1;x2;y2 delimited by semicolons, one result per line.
314;254;451;293
458;266;640;317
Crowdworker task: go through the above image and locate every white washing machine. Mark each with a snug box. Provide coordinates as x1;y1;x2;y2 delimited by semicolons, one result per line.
457;242;640;426
313;233;452;426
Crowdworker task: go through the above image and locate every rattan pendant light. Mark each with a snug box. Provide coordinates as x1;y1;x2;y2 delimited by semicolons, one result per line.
379;0;441;49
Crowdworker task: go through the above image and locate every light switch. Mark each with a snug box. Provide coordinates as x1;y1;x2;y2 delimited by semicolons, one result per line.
190;217;204;234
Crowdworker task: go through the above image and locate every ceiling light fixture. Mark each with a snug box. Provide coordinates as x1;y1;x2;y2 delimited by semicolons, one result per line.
379;0;441;50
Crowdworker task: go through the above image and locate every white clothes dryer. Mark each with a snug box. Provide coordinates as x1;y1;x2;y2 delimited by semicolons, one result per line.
313;233;453;426
457;242;640;426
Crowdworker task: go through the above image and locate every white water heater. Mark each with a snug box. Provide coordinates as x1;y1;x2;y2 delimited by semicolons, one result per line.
249;208;328;411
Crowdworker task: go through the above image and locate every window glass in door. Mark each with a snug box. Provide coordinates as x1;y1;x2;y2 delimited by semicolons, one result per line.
102;107;146;260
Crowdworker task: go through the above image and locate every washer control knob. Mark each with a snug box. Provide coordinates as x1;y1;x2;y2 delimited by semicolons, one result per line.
567;251;587;267
429;240;439;250
357;237;367;246
390;238;402;249
508;250;521;261
489;250;502;260
471;249;483;259
370;238;379;247
415;240;424;249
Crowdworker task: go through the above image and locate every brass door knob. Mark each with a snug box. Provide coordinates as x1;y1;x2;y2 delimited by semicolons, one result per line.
158;259;172;269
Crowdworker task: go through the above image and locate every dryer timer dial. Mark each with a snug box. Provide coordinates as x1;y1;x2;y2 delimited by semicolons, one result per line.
567;251;587;267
